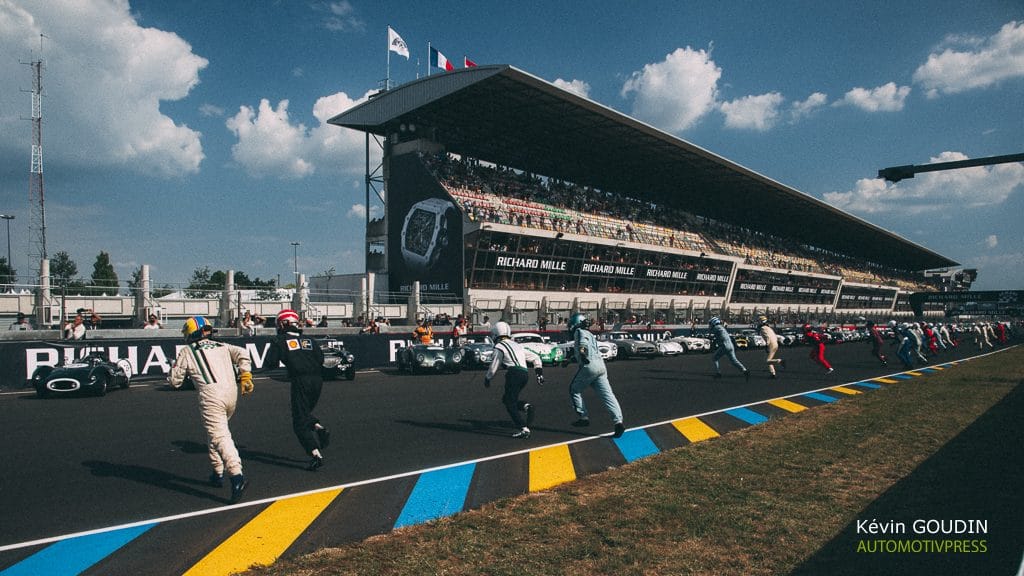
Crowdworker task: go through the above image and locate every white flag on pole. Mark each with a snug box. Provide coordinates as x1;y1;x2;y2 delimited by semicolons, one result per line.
388;26;410;59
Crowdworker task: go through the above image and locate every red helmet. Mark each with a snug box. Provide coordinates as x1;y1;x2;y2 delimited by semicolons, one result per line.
277;309;301;332
802;323;812;332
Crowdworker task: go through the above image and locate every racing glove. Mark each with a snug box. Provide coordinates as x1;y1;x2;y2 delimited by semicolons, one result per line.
239;372;254;395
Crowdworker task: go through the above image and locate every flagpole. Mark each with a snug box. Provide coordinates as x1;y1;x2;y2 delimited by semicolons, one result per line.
427;41;431;77
386;26;391;90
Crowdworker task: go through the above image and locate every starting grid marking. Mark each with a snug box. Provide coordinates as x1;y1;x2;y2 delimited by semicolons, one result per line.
0;358;976;576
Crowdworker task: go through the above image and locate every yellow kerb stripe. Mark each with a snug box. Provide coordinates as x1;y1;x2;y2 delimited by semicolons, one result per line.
831;386;861;395
906;371;923;376
672;417;720;443
529;445;576;492
874;378;899;384
183;488;342;576
768;398;807;413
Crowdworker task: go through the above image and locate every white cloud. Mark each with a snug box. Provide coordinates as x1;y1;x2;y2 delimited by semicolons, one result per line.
719;92;784;131
913;21;1024;98
790;92;828;121
836;82;911;112
986;234;999;248
552;78;591;99
621;47;721;132
320;1;364;32
225;90;378;179
824;151;1024;214
227;99;314;179
0;0;207;176
199;103;225;117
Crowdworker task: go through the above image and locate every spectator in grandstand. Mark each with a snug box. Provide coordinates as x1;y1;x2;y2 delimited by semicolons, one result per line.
478;315;492;333
564;313;625;438
756;315;785;378
87;309;103;330
453;315;469;346
802;323;834;374
483;321;544;439
866;321;888;366
317;316;329;328
265;310;330;472
64;313;86;340
143;314;163;330
710;317;750;381
413;319;434;344
538;316;548;332
240;311;256;337
9;312;31;330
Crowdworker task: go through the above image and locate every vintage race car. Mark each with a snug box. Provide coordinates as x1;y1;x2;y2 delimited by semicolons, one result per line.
397;341;463;374
459;333;495;369
667;334;712;353
31;351;133;398
320;338;356;381
601;331;659;359
557;339;618;363
511;333;565;365
654;339;685;356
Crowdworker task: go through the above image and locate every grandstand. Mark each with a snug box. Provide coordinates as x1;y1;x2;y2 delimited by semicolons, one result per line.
328;65;966;326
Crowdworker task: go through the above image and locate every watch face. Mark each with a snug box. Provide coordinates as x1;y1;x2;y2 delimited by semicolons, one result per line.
404;208;437;257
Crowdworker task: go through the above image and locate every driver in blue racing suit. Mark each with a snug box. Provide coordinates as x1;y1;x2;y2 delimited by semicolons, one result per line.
564;313;625;438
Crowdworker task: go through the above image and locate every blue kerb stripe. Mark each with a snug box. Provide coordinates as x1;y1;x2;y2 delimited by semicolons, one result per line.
804;392;838;403
917;368;937;373
613;429;660;462
0;523;155;576
394;463;475;528
891;374;914;380
725;407;769;425
852;381;882;389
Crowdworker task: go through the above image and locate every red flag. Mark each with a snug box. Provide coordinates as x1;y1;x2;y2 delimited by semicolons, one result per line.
464;56;477;68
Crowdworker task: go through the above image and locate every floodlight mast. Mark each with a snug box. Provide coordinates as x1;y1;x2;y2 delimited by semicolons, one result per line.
878;153;1024;183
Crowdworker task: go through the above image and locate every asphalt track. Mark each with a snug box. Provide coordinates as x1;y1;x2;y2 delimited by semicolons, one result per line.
0;339;1000;575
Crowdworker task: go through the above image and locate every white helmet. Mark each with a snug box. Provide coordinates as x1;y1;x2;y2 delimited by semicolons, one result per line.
491;321;511;340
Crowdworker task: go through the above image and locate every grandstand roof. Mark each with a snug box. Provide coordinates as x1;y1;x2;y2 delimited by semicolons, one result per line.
328;65;957;271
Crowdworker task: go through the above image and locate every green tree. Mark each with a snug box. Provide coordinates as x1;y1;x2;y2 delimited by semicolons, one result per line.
0;257;15;286
89;251;119;295
50;251;87;293
185;266;219;299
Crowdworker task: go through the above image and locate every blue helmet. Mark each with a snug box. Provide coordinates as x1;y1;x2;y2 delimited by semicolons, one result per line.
568;313;590;332
182;316;213;341
709;316;721;327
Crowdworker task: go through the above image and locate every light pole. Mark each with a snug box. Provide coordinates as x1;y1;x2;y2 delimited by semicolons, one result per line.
0;214;13;281
291;241;300;285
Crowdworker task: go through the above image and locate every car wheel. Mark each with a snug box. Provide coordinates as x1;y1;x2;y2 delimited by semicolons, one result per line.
35;385;49;399
345;370;356;381
94;376;108;397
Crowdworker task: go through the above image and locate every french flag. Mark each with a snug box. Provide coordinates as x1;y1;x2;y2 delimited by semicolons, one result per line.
430;47;454;71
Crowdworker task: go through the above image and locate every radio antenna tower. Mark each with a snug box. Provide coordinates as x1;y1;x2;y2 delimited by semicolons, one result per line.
25;34;48;267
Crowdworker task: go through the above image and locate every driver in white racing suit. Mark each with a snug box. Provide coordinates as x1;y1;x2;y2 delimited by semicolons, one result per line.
169;316;254;503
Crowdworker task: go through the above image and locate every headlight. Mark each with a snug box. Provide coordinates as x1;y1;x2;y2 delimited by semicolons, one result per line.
345;354;354;362
416;353;426;363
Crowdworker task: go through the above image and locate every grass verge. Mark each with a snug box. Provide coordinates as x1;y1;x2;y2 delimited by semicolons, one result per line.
244;348;1023;576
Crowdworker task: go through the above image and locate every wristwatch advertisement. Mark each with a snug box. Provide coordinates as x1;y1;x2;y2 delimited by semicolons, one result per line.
400;197;457;274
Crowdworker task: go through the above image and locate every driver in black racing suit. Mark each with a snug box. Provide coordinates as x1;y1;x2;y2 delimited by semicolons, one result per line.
266;309;331;471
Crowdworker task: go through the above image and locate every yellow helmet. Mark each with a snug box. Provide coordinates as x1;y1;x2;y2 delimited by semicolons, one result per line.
182;316;213;341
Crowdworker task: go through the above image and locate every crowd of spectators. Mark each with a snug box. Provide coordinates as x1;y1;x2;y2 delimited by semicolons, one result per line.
423;152;944;292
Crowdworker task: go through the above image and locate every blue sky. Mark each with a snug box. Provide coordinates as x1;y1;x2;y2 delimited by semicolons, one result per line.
0;0;1021;290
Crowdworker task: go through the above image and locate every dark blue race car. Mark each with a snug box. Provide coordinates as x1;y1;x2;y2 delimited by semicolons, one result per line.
31;351;133;398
